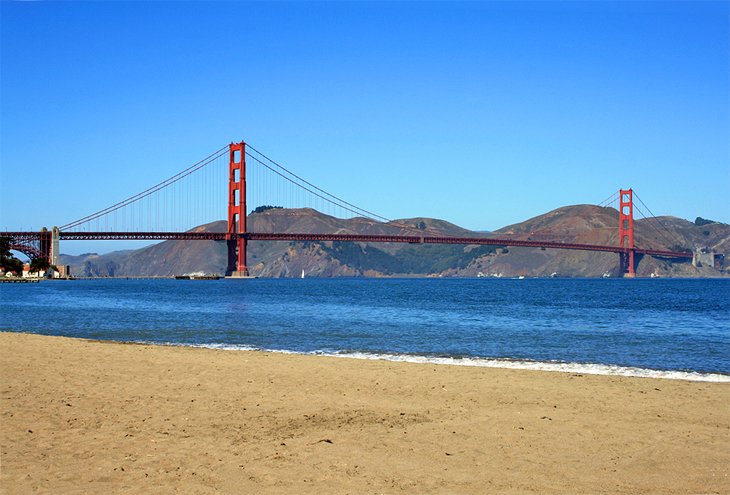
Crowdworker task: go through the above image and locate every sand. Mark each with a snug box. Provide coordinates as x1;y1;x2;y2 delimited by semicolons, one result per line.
0;332;728;494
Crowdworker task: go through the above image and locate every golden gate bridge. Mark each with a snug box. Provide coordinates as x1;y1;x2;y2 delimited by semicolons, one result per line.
1;140;693;277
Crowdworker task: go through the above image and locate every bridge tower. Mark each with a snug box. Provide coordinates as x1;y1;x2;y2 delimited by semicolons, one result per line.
618;188;635;277
226;141;248;277
39;228;52;263
50;226;60;266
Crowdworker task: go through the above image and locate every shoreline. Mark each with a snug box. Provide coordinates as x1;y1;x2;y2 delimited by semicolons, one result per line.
4;330;728;383
182;342;730;383
1;331;728;494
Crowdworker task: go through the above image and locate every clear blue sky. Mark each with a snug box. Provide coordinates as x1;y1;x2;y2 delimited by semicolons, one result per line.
1;1;728;254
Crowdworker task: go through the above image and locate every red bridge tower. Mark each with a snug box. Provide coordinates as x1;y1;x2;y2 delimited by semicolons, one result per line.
226;141;248;277
618;188;636;277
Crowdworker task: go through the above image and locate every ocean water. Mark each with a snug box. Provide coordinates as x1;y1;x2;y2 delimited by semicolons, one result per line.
2;278;728;381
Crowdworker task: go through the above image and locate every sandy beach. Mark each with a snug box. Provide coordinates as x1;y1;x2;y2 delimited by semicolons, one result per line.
0;332;727;494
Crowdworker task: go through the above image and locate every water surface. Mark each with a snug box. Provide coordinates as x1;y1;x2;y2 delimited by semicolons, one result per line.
2;278;728;380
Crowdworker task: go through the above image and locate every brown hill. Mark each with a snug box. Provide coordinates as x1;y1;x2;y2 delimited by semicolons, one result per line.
453;206;728;278
61;206;729;278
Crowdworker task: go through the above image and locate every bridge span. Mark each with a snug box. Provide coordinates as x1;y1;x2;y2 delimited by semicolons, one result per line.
1;228;693;276
1;140;694;277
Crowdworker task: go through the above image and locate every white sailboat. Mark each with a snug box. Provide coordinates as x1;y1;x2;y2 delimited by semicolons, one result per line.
301;269;305;279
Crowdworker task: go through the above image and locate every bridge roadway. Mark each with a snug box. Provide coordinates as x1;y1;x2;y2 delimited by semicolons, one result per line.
5;231;687;259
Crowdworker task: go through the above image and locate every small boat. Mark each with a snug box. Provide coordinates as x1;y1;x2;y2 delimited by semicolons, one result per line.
518;275;525;280
301;269;305;279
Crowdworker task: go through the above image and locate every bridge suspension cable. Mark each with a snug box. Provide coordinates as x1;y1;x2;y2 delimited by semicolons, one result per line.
632;192;686;250
597;190;620;208
246;144;392;224
57;140;457;238
60;146;229;232
632;202;675;250
245;143;459;238
633;192;685;245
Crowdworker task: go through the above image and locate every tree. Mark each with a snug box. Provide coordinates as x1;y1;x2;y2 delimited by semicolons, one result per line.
0;237;23;275
29;257;51;274
252;205;283;214
0;237;10;259
694;217;715;227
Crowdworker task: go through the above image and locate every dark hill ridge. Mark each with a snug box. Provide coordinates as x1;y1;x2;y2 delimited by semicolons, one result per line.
61;206;730;278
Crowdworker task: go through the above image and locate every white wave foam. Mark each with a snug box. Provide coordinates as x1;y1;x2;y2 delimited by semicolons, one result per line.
328;351;730;383
150;341;730;383
139;341;260;352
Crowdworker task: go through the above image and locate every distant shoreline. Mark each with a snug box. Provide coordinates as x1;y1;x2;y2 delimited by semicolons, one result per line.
28;273;730;279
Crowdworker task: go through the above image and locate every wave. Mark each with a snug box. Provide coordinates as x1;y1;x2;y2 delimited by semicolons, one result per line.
154;341;730;383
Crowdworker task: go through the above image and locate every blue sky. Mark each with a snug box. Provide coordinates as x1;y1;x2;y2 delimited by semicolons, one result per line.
1;1;728;254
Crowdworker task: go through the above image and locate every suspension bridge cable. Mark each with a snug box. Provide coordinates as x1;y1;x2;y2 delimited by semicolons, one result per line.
61;146;227;230
633;192;686;248
245;147;457;238
245;152;372;218
632;202;678;249
246;144;393;224
633;202;684;250
597;190;619;208
61;146;228;230
244;151;427;235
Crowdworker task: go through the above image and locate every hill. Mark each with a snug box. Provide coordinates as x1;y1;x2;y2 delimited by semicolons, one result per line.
60;206;729;278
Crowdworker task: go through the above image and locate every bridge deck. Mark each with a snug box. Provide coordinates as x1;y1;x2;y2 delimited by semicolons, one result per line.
1;231;694;259
1;231;686;259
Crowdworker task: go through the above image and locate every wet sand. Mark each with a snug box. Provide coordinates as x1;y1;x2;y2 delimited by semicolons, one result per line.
1;332;728;494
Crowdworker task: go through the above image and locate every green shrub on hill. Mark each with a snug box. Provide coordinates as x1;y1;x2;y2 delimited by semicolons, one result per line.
321;242;500;275
694;217;722;227
252;205;283;214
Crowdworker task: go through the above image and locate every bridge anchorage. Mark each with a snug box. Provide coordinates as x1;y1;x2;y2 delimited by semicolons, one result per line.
2;228;57;267
0;140;694;277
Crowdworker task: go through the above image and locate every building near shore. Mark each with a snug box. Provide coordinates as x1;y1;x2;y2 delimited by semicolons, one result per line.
21;264;46;278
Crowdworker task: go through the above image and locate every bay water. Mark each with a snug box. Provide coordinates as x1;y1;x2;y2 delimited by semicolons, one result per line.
2;278;728;381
